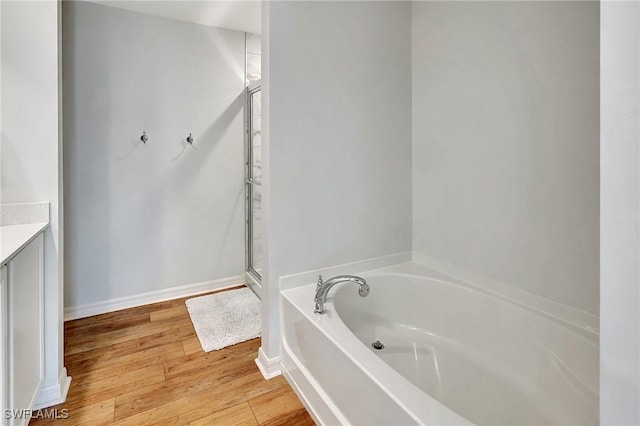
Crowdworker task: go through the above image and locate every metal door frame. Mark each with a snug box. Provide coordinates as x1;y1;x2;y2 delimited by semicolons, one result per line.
245;81;262;283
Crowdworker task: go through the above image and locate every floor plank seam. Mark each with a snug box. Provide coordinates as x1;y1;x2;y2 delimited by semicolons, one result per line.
247;399;260;425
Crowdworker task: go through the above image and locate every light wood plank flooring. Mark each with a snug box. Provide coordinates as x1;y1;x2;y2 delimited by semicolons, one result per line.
30;287;314;425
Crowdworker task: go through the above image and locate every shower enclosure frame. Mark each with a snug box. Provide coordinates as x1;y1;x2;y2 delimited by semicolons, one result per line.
245;80;262;288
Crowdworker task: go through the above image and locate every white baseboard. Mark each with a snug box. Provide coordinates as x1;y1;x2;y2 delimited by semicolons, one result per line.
34;367;71;409
255;346;281;380
64;275;245;321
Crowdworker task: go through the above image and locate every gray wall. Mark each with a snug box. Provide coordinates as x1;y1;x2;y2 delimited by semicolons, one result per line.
63;2;245;308
412;1;600;315
601;1;640;423
262;1;413;356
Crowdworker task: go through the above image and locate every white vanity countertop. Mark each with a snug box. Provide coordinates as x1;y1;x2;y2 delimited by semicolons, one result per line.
0;222;48;266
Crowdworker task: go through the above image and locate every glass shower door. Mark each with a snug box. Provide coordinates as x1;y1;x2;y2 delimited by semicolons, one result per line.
246;82;262;281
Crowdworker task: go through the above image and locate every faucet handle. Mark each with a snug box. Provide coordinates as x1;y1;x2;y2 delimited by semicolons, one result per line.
317;275;323;288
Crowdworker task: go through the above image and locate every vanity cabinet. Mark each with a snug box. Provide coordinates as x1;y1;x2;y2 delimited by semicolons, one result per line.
0;265;6;421
1;233;44;426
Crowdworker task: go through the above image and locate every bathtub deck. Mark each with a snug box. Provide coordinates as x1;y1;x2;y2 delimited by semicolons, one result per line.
29;288;314;425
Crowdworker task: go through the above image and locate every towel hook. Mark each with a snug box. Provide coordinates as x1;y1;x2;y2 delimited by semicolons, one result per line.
186;133;194;144
140;131;148;143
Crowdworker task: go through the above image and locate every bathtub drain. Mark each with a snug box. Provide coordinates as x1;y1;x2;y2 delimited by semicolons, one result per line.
371;340;385;350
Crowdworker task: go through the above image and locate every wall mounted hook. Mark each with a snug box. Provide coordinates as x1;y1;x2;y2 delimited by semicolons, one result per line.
140;131;148;143
186;133;194;144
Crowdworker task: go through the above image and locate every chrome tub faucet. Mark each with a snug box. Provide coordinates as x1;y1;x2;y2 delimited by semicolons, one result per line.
314;274;369;314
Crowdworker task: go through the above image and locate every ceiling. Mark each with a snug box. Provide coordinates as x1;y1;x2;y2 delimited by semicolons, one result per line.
87;0;262;34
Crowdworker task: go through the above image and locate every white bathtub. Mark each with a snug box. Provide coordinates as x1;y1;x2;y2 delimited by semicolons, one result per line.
280;262;598;425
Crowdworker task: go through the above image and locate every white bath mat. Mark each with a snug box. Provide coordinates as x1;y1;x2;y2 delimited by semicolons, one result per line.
185;287;261;352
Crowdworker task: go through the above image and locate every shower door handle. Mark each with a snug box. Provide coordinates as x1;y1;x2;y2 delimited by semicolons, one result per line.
244;178;261;186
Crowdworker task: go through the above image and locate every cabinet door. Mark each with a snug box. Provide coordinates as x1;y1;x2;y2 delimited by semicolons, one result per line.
8;234;44;425
0;265;6;423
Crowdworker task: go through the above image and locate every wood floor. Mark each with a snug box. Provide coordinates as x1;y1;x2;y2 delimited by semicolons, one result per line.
30;287;314;425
